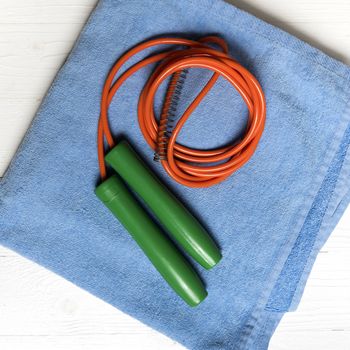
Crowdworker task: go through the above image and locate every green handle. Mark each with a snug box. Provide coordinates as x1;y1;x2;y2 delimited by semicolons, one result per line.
105;140;222;269
95;175;207;307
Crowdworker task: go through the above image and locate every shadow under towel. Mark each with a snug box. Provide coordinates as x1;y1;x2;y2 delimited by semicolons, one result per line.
1;0;350;349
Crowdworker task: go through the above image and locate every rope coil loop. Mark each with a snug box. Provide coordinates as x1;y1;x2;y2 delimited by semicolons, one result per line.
98;36;266;188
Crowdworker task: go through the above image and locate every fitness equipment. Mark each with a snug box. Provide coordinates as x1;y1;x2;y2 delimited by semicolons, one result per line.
95;36;266;306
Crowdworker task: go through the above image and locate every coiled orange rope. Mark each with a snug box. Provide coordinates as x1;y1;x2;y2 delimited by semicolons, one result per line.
98;36;266;188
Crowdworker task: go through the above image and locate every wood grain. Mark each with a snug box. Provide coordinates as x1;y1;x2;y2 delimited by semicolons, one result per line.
0;1;349;349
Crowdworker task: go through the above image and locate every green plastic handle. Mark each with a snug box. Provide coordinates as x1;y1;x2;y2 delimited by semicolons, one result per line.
95;175;207;307
105;140;222;269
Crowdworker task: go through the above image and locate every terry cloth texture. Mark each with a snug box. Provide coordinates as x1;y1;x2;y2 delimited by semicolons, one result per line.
1;0;350;349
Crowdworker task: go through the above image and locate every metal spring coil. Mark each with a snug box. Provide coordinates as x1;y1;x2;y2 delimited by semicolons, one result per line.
154;69;188;161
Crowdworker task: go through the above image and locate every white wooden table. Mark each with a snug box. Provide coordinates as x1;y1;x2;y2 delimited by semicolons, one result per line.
0;1;349;349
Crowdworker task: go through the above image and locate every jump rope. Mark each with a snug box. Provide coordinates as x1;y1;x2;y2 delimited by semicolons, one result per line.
95;36;266;306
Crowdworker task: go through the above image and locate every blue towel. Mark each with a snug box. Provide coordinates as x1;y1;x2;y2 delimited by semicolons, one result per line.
1;0;350;348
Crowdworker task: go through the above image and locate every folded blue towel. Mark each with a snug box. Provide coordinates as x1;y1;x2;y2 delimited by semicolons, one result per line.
1;0;350;348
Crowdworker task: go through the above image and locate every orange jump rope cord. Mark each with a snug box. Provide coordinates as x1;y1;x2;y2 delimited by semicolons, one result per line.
98;36;266;188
